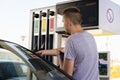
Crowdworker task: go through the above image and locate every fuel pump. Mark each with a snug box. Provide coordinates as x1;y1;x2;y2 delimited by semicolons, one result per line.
29;6;56;63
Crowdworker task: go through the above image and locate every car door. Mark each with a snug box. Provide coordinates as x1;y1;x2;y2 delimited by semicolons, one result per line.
0;41;38;80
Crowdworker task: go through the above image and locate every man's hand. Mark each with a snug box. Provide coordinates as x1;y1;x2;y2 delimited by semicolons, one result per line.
36;50;44;56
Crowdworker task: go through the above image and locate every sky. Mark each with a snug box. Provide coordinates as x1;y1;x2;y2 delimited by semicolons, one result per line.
0;0;67;47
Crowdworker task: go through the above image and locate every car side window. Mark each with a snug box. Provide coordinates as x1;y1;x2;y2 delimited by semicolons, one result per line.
0;48;38;80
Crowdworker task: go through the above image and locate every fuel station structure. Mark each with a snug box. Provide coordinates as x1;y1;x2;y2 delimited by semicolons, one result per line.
29;0;120;80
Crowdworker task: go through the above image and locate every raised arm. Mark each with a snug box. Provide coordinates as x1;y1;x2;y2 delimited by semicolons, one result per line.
36;47;64;56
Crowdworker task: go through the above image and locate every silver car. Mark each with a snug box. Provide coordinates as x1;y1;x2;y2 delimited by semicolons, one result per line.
0;39;73;80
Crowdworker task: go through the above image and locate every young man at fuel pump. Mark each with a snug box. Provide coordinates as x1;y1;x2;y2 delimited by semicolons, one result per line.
36;7;99;80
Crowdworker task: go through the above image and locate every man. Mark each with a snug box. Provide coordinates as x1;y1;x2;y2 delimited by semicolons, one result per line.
36;7;99;80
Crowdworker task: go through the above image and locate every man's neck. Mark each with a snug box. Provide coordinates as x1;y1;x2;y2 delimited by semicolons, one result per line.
70;25;84;35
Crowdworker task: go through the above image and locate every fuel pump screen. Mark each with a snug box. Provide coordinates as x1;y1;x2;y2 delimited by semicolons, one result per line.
56;0;98;32
99;52;109;77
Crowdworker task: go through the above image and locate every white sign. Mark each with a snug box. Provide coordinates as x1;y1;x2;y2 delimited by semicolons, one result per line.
99;0;120;34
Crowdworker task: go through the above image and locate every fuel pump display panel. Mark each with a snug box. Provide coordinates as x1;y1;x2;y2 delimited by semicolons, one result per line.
56;0;99;33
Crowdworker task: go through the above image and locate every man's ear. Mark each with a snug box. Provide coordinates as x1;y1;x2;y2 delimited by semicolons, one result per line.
66;18;72;26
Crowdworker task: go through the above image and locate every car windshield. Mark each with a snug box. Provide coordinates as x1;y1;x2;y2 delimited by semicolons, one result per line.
0;40;73;80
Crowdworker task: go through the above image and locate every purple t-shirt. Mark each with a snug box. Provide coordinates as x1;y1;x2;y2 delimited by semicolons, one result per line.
64;32;99;80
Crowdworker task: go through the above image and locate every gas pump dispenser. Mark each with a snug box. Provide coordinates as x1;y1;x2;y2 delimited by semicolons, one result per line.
29;0;119;79
29;6;56;62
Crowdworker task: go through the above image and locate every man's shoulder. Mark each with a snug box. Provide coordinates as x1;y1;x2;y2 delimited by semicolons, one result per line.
68;31;92;39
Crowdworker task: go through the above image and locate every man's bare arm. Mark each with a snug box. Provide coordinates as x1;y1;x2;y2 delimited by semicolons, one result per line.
36;48;64;56
36;49;59;56
62;58;74;76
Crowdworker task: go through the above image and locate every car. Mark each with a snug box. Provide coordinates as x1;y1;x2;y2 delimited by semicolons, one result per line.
0;39;73;80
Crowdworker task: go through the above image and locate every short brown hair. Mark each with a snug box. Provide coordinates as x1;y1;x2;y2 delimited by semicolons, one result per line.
62;7;82;25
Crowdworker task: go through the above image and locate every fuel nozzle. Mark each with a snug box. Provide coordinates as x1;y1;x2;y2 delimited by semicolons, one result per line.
33;13;39;18
50;11;55;16
42;12;47;17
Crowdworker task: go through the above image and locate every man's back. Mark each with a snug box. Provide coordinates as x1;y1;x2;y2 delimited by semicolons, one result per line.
65;32;99;80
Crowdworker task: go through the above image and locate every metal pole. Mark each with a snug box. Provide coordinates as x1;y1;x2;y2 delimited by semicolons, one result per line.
45;9;50;61
46;9;50;50
31;12;35;50
38;11;42;50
